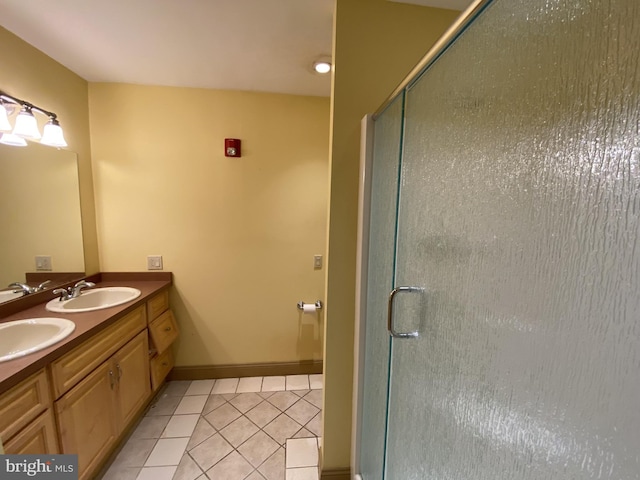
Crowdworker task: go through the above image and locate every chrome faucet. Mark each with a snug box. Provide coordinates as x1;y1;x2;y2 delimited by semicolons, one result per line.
8;280;51;295
53;280;96;301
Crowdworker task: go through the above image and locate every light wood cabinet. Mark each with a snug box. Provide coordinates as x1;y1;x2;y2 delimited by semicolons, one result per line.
55;332;150;480
114;331;151;429
146;290;178;391
4;410;59;455
50;305;147;398
0;371;58;455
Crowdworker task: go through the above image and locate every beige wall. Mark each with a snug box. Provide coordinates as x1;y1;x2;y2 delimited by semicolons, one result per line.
322;0;460;470
89;84;329;366
0;26;99;276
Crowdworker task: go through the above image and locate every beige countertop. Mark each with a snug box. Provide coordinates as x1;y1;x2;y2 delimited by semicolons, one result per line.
0;273;172;393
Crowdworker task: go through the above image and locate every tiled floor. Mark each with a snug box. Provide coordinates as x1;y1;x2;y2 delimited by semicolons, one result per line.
101;375;323;480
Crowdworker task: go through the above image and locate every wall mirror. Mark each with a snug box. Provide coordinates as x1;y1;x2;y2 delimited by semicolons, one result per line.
0;142;85;305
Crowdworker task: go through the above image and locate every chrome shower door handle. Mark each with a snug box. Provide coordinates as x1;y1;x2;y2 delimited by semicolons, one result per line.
387;286;423;338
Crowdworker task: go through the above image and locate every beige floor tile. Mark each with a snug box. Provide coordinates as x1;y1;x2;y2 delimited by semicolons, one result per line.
185;379;215;396
245;401;280;428
236;376;263;393
266;391;299;411
285;438;318;468
263;414;303;446
162;381;191;397
237;431;279;468
229;392;263;413
257;391;276;399
308;375;323;390
136;466;177;480
146;394;181;416
111;438;156;468
285;399;319;426
303;390;322;409
145;437;189;466
162;414;200;438
101;465;141;480
175;395;208;415
261;376;285;392
245;472;267;480
305;413;322;437
292;428;315;439
203;394;228;415
212;378;239;394
285;467;319;480
291;390;310;398
219;416;259;448
205;402;242;430
189;433;233;472
130;416;171;439
285;375;309;391
172;453;204;480
205;451;254;480
187;417;217;451
257;447;285;480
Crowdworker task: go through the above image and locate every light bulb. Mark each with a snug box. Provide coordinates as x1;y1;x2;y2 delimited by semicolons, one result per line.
0;103;11;132
313;61;332;74
13;107;41;139
40;119;68;147
0;132;28;147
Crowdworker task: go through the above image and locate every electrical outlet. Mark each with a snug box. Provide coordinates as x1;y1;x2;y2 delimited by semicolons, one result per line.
147;255;163;270
35;255;52;271
313;254;323;270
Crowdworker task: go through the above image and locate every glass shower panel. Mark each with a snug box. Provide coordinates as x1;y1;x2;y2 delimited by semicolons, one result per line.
359;95;404;480
386;0;640;479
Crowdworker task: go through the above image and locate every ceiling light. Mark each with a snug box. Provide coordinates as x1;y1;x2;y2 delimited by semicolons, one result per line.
41;118;68;147
0;103;11;132
0;90;67;148
13;106;41;139
313;61;332;74
0;132;27;147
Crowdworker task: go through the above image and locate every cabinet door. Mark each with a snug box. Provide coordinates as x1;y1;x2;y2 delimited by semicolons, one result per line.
114;331;151;430
55;361;118;480
4;410;59;455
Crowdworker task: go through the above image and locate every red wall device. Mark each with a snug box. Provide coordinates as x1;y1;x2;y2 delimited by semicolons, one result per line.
225;138;241;157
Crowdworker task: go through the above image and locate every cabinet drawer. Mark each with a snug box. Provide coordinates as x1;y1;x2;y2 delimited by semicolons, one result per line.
148;310;178;354
150;347;174;392
4;409;59;455
147;290;169;323
0;370;51;442
50;305;147;398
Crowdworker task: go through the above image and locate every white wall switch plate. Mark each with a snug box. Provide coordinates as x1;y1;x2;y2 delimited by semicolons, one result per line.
313;254;323;270
147;255;163;270
35;255;52;271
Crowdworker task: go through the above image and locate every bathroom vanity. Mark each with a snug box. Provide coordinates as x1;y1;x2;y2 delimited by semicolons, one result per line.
0;273;178;480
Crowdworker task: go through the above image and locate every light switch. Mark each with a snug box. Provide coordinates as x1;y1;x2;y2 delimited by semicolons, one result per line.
147;255;163;270
35;255;52;271
313;255;323;270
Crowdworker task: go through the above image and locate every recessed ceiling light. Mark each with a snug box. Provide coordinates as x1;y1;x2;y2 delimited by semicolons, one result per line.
314;61;331;74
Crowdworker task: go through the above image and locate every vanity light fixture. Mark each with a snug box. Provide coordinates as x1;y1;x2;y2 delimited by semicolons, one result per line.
0;90;67;148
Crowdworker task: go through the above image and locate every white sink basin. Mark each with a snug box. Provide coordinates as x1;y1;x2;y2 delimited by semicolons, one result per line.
0;318;75;363
45;287;141;313
0;290;24;305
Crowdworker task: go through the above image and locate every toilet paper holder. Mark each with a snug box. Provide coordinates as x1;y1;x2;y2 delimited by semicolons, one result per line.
297;300;323;310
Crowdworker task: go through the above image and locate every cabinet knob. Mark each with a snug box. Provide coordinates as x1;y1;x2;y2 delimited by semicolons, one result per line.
164;326;172;332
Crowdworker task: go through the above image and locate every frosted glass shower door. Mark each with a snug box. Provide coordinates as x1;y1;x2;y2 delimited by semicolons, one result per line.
383;0;640;479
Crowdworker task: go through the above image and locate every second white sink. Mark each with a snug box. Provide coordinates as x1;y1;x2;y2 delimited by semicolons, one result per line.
0;318;75;363
46;287;141;313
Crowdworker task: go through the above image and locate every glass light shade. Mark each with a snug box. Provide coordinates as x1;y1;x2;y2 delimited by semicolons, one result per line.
13;108;41;139
0;132;28;147
313;61;331;74
40;120;68;147
0;104;11;132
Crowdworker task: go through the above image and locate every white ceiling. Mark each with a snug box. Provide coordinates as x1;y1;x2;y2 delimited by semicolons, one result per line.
0;0;470;98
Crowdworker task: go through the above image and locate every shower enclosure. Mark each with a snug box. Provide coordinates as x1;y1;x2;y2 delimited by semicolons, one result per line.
354;0;640;478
